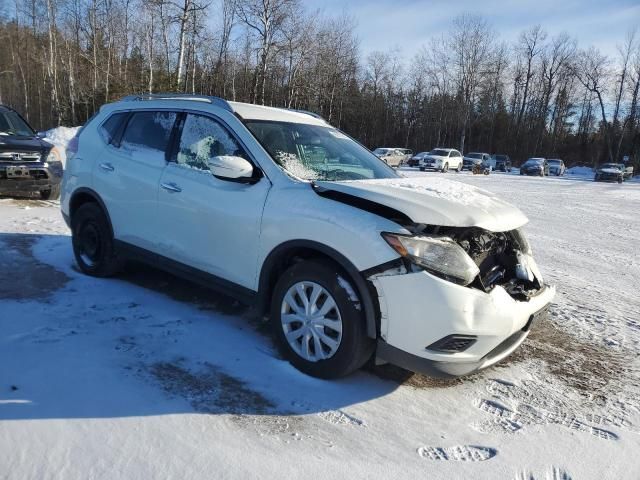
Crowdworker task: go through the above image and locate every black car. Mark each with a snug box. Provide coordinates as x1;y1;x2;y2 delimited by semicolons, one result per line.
493;154;512;172
520;158;549;176
407;151;429;167
594;163;627;183
0;105;61;199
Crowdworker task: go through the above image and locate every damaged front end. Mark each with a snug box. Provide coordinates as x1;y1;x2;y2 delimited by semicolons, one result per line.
380;225;545;301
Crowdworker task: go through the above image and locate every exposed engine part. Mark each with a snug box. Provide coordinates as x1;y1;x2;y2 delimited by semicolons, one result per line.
515;251;535;282
415;225;543;300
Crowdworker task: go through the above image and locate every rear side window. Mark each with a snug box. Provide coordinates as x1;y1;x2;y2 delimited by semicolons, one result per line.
99;112;128;144
120;111;177;161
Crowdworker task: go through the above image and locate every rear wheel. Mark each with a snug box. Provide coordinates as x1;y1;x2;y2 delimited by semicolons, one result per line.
270;260;374;379
71;203;124;277
40;184;60;200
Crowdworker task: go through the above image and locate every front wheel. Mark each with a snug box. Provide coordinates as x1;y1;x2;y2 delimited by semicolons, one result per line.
457;163;462;172
442;163;449;173
270;260;374;379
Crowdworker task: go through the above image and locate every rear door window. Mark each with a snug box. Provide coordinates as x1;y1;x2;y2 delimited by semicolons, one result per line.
120;111;177;162
99;112;129;145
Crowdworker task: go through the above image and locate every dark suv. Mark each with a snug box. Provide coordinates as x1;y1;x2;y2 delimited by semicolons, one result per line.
493;154;512;172
0;105;62;199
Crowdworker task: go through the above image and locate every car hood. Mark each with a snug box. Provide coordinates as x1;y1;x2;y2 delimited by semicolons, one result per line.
314;177;528;232
598;168;621;174
0;134;50;152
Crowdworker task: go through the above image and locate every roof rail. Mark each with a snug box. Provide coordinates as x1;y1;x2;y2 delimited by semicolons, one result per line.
288;108;326;121
120;93;233;112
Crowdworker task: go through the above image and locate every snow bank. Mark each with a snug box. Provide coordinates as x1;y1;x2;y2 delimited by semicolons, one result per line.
42;126;81;167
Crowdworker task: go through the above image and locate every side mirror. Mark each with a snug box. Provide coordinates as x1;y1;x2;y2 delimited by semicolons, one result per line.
207;155;256;183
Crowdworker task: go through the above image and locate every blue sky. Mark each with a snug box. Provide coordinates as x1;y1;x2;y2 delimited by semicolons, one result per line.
303;0;640;60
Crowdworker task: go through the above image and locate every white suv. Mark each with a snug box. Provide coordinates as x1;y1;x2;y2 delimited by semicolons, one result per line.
419;148;464;172
61;94;555;379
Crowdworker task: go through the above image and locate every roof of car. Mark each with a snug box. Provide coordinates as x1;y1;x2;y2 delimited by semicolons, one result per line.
116;94;329;127
228;101;328;126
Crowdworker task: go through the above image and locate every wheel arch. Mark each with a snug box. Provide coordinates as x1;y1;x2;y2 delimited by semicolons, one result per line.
69;188;114;237
258;240;380;339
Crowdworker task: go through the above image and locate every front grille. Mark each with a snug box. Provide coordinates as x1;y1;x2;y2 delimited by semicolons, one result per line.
0;151;42;162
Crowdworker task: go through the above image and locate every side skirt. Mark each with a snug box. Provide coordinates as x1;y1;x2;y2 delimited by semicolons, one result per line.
115;240;258;305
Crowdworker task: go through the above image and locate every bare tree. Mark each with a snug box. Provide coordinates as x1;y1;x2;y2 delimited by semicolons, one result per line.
574;47;613;162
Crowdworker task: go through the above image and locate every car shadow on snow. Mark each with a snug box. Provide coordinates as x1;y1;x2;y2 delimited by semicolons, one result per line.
0;232;461;425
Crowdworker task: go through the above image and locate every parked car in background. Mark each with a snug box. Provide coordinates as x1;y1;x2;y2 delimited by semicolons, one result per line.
0;104;63;199
493;154;512;172
60;94;554;379
594;163;629;183
520;158;549;176
372;147;405;167
407;151;429;167
397;148;413;164
419;148;463;172
547;158;566;176
463;152;490;171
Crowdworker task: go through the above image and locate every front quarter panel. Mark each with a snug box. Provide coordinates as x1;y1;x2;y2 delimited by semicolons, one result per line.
257;183;404;289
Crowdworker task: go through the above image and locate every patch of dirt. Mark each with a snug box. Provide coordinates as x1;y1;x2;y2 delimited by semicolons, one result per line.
149;361;276;415
0;234;69;300
508;317;639;400
367;363;464;388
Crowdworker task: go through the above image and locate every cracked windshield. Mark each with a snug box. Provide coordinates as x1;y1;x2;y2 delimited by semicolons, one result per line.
245;120;397;181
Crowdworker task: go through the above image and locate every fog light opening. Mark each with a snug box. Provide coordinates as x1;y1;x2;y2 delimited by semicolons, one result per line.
427;335;477;353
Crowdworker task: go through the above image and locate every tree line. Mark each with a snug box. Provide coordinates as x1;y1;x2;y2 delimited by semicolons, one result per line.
0;0;638;167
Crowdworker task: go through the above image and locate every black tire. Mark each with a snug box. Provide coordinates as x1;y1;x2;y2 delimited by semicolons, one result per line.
270;260;375;379
442;163;449;173
40;184;61;200
71;203;124;277
419;167;425;171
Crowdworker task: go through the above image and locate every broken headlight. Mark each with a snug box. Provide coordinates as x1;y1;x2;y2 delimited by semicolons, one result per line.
382;233;480;286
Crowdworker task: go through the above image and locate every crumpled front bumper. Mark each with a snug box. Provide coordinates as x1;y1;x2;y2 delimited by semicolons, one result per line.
371;269;556;377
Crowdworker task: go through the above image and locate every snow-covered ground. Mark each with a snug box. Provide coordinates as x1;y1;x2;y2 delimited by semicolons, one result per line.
1;169;639;479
